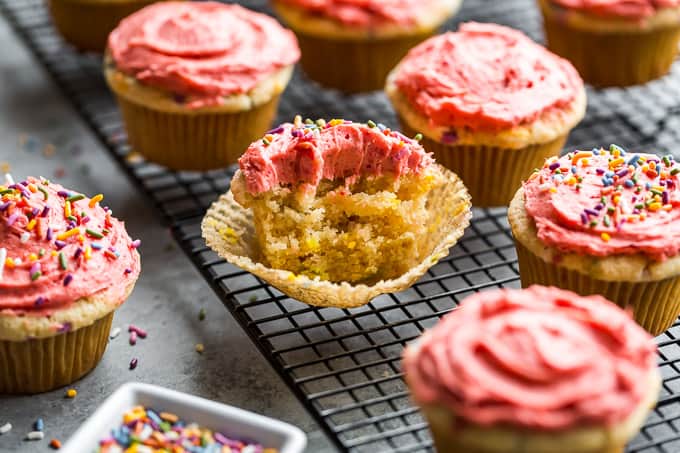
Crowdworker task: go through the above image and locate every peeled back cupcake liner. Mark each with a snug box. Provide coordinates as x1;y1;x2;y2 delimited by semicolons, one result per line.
399;119;567;207
540;4;680;87
515;241;680;336
0;312;112;394
201;165;471;308
49;0;162;52
294;30;436;93
113;93;281;171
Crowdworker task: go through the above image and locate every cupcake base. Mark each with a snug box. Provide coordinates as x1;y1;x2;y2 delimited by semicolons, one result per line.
0;312;113;394
114;94;281;171
400;120;566;207
49;0;162;52
542;11;680;87
515;241;680;336
295;30;435;93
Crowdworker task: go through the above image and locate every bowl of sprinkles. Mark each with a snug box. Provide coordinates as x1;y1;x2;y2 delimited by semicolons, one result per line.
509;145;680;335
61;383;307;453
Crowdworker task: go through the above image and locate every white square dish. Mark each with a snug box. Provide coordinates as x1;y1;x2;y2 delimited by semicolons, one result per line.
61;382;307;453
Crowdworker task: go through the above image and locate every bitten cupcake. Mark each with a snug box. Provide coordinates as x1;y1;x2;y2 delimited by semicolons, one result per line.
509;146;680;335
105;2;300;171
202;117;471;308
271;0;462;93
403;286;660;453
0;176;140;394
538;0;680;87
386;22;586;207
48;0;167;52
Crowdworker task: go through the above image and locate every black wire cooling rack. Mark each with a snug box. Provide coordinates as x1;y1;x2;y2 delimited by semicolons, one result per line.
3;1;680;451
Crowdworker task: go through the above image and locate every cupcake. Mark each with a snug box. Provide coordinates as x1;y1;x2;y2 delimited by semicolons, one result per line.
48;0;166;52
509;145;680;335
0;176;141;394
403;285;661;453
271;0;462;93
538;0;680;87
105;2;300;171
386;22;586;207
202;117;471;308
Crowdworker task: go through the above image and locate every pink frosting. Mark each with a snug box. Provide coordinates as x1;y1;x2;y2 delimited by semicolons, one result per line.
524;147;680;261
403;286;657;430
274;0;442;27
0;177;140;316
108;2;300;108
392;23;583;133
551;0;679;18
238;120;434;194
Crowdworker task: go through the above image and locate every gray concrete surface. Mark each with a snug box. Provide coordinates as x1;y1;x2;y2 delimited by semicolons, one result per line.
0;15;335;453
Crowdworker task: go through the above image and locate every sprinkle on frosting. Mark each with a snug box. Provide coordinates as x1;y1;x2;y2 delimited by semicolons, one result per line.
524;145;680;260
108;2;300;108
551;0;680;19
392;22;583;132
403;286;657;430
0;177;141;314
238;116;433;194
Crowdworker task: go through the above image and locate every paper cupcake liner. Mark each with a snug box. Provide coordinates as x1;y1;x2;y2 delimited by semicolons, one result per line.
0;312;113;394
49;0;162;52
201;166;471;308
515;241;680;336
542;12;680;87
294;30;434;93
400;120;566;207
114;94;281;171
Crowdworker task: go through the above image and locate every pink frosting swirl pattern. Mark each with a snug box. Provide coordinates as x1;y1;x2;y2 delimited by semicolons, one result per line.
551;0;680;19
0;177;140;315
523;146;680;260
108;2;300;108
403;286;657;430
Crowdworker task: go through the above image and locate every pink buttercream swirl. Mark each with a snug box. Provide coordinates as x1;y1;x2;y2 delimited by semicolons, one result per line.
0;177;140;315
403;286;657;430
108;2;300;108
274;0;442;27
238;120;434;195
393;23;583;132
551;0;680;19
524;147;680;260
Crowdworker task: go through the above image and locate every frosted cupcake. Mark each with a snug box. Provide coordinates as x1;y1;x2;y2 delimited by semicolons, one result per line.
538;0;680;87
403;286;660;453
386;23;586;207
509;146;680;335
48;0;167;52
271;0;462;93
202;117;471;308
105;2;300;171
0;176;140;394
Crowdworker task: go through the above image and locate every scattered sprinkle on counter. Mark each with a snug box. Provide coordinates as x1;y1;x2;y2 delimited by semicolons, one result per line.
195;343;205;354
66;388;77;398
97;406;279;453
49;438;62;450
198;308;206;321
110;327;121;340
0;422;11;434
129;358;138;370
26;430;44;440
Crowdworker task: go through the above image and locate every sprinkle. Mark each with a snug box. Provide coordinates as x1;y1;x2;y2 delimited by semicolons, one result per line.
601;233;611;242
627;154;640;166
20;232;30;243
91;242;104;250
4;173;14;185
26;218;37;231
195;343;205;354
128;324;147;339
84;246;92;260
571;151;592;165
199;308;206;321
413;133;423;142
130;239;141;249
671;168;680;176
580;212;588;225
549;162;561;171
609;158;625;168
648;202;662;212
66;194;85;203
49;439;61;450
65;388;77;398
129;331;137;346
624;180;635;188
609;144;626;156
129;358;138;370
6;212;20;226
58;252;67;270
104;249;118;260
110;327;121;340
63;274;73;286
56;228;79;241
73;247;82;259
57;190;69;198
0;423;11;434
26;431;44;441
88;194;103;208
34;418;44;432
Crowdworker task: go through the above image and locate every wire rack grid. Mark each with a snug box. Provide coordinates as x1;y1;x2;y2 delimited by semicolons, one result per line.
3;1;680;452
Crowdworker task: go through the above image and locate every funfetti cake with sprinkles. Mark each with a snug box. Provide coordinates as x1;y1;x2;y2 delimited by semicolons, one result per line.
509;145;680;335
202;117;471;309
0;176;140;394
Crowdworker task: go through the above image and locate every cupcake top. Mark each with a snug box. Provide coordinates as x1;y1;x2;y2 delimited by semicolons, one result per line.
0;177;140;316
551;0;680;19
238;118;434;195
403;286;657;430
390;23;583;132
523;145;680;261
108;2;300;108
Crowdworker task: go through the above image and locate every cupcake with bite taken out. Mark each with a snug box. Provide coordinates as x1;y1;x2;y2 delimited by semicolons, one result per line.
0;176;140;394
202;117;471;308
105;2;300;171
386;22;586;207
510;145;680;335
403;285;660;453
